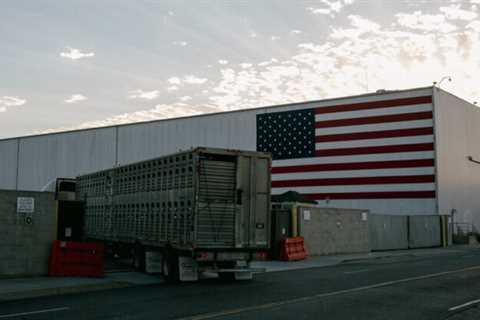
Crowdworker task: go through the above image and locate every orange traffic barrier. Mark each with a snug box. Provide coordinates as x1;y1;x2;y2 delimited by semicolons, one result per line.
280;237;307;261
49;240;104;277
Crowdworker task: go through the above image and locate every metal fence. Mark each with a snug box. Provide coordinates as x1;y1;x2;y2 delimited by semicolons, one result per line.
452;222;475;235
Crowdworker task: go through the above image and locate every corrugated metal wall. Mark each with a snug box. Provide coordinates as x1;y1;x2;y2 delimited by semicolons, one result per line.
117;111;259;164
0;87;443;216
0;139;18;189
16;128;117;190
434;88;480;229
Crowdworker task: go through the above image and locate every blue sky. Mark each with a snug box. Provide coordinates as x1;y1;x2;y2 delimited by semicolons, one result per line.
1;0;479;138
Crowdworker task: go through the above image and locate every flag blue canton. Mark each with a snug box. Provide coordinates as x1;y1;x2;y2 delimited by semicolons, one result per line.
256;109;316;160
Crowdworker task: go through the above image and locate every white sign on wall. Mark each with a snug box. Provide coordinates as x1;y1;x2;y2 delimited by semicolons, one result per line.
361;212;368;221
17;197;35;213
303;210;311;221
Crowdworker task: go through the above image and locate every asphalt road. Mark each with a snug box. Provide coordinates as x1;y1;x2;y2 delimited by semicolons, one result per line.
2;248;480;320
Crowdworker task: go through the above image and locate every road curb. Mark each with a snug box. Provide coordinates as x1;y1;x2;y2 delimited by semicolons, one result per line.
257;248;468;274
339;248;468;264
0;281;131;302
340;253;417;264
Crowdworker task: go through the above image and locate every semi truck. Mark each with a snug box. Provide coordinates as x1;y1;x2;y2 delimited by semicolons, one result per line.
76;147;271;282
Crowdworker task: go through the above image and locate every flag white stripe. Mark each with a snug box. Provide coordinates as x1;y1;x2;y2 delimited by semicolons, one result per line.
315;119;433;135
315;135;434;150
271;183;436;195
272;167;435;181
315;103;432;121
272;151;435;167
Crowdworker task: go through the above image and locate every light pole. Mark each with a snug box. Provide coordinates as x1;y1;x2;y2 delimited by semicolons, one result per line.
433;76;452;88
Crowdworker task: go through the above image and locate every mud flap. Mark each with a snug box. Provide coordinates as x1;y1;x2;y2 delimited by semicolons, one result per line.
234;271;253;280
145;251;163;274
179;256;199;282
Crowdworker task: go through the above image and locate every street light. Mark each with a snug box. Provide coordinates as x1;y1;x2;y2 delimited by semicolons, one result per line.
433;76;452;88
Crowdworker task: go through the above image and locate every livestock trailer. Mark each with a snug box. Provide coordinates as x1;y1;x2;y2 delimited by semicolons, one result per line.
76;147;271;281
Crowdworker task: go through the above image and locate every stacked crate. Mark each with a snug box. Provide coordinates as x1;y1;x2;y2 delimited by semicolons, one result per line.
77;152;197;246
77;148;271;250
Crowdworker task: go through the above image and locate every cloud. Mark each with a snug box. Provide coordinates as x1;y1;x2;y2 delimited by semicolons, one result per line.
258;58;278;67
307;0;356;17
0;96;26;112
166;85;179;92
440;4;478;20
0;96;26;107
206;9;480;110
183;75;208;84
331;15;380;38
166;75;208;90
467;20;480;32
172;41;188;47
240;63;253;69
38;103;223;134
307;7;331;15
218;60;229;65
40;5;480;134
396;11;457;33
179;96;192;102
128;89;159;100
167;77;181;85
64;94;87;104
60;47;95;60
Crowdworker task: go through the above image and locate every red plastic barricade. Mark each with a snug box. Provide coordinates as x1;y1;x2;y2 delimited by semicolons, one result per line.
280;237;307;261
49;241;104;277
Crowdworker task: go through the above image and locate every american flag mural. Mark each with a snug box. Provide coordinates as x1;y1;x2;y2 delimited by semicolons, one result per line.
257;95;435;200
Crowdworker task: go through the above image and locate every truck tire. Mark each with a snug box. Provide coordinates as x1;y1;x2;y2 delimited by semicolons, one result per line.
162;252;180;283
133;243;146;272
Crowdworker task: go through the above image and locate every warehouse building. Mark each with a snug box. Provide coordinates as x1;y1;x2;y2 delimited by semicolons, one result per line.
0;86;479;229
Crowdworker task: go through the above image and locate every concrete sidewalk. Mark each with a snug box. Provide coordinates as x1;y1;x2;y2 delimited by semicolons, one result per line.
0;272;164;302
0;246;475;302
252;246;473;272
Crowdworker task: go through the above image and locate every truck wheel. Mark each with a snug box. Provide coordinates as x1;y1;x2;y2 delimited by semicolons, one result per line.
133;243;146;272
162;252;180;283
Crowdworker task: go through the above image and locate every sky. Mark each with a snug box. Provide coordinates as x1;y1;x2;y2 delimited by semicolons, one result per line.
1;0;479;139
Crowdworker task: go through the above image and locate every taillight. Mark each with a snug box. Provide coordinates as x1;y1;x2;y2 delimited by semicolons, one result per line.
254;251;268;261
195;251;214;261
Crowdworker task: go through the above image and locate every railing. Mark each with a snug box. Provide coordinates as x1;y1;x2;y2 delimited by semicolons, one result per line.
452;222;474;235
451;222;478;244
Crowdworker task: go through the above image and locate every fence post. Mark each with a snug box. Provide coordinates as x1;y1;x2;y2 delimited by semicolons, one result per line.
291;205;298;237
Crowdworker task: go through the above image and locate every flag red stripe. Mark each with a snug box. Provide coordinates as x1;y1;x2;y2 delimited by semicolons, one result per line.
315;127;434;143
315;143;434;157
315;96;432;114
303;191;436;200
315;111;433;128
272;175;434;188
272;159;435;174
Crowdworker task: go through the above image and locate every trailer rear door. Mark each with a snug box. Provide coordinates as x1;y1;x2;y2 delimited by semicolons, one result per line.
235;155;271;249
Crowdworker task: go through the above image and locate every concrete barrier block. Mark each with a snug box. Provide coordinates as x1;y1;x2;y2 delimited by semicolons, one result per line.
298;207;370;256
